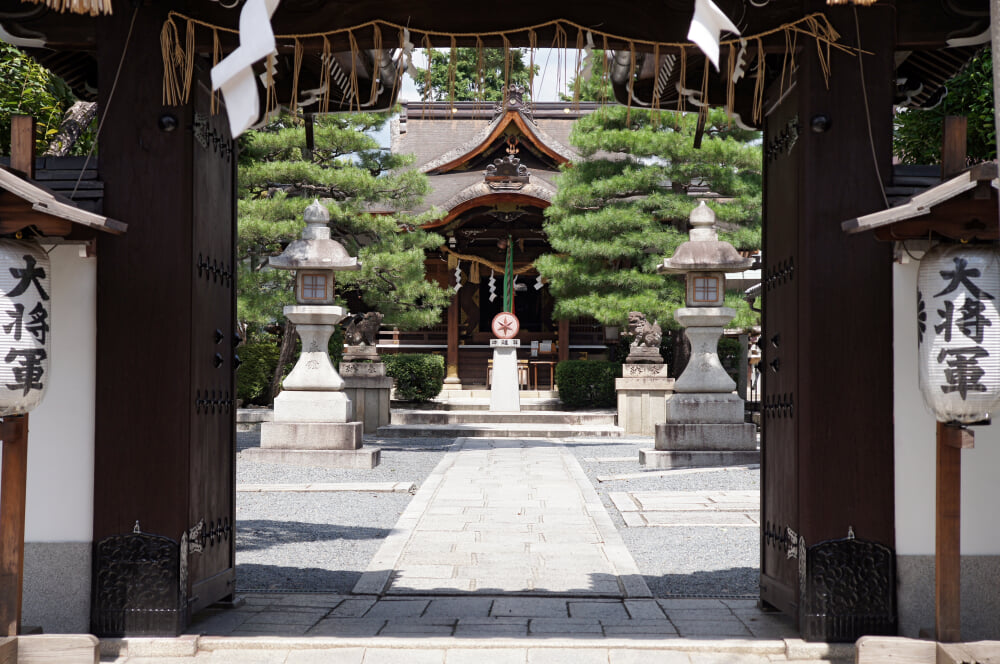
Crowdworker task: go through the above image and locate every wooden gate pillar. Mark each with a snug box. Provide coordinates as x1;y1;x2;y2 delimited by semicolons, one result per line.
760;2;896;641
92;2;237;636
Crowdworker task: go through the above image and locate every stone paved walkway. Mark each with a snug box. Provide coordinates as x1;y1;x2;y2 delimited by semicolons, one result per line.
93;436;856;663
609;490;760;528
354;438;649;597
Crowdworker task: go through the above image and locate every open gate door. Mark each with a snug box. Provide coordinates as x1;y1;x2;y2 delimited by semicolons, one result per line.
93;5;236;635
759;4;897;641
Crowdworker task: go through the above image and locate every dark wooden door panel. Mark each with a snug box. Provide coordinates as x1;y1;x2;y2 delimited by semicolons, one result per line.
760;88;801;615
188;68;237;612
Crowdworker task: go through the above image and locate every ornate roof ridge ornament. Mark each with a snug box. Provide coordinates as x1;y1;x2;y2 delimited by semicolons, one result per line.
485;155;530;191
494;83;535;124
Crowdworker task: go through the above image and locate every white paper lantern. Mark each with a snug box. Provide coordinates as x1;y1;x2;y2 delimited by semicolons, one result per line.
917;243;1000;423
0;240;50;416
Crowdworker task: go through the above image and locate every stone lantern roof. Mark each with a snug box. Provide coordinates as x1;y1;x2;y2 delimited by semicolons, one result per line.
269;200;360;271
658;201;752;274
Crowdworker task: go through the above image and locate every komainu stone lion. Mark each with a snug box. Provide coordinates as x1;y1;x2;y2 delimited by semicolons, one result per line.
627;311;662;348
345;312;383;346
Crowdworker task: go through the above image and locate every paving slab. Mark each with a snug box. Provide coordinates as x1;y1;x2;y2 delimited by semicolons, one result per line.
285;649;367;663
444;648;528;664
355;437;651;599
360;648;447;664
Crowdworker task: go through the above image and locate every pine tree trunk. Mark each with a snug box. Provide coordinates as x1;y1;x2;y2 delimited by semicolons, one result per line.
43;101;97;157
672;329;691;379
269;319;297;402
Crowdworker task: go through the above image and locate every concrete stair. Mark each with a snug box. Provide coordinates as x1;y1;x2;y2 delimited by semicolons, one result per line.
376;409;623;438
391;410;617;425
393;388;561;411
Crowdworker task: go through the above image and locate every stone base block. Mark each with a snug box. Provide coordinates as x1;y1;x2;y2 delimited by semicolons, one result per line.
0;638;13;664
236;408;273;432
896;554;1000;641
22;542;91;634
343;377;392;433
666;392;745;424
655;422;757;450
15;635;99;664
625;347;664;364
241;447;380;469
616;378;675;436
639;448;760;468
260;421;363;450
273;390;352;423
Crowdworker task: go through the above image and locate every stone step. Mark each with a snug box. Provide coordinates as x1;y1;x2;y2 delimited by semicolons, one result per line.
435;388;560;400
375;422;625;438
392;398;563;411
391;409;618;426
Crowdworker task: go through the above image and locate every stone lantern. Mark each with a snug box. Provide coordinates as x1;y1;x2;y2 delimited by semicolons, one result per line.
254;200;380;468
640;201;758;467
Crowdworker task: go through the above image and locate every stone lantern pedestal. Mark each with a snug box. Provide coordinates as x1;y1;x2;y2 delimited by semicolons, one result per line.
254;307;378;468
640;202;757;468
244;200;379;468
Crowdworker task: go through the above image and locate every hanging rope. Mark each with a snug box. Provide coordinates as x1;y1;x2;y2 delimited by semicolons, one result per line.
439;245;537;277
160;11;864;117
503;235;514;314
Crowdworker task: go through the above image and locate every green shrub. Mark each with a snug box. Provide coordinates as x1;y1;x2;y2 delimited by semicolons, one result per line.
236;342;280;406
718;336;742;386
556;360;621;408
384;353;445;402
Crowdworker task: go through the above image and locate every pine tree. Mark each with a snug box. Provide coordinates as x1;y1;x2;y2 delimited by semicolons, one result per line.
237;110;451;341
535;105;761;330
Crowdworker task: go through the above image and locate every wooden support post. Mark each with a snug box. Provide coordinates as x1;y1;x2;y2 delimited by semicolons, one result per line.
941;116;967;181
0;415;29;637
935;421;969;643
444;293;460;387
10;116;35;179
558;319;569;363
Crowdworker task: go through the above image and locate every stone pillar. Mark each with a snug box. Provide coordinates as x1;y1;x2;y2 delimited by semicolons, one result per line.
489;338;521;411
341;348;392;433
616;363;675;436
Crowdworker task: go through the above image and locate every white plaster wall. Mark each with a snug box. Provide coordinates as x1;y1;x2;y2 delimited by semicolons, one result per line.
23;245;96;542
894;260;1000;555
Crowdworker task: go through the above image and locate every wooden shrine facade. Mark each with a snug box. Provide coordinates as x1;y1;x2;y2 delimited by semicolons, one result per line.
386;97;611;387
0;0;993;642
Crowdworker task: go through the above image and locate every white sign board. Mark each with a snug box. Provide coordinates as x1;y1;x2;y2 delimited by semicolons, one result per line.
0;240;50;416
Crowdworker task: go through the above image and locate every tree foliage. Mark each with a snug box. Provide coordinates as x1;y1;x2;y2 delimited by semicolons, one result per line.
536;105;761;330
415;48;536;101
559;50;613;103
0;43;87;155
894;48;995;165
238;111;450;339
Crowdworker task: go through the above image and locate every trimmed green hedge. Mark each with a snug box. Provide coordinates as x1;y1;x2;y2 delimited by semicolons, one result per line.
236;343;280;406
556;360;621;409
384;353;445;402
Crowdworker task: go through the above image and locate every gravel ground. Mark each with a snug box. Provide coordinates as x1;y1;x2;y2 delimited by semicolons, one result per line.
563;436;760;598
235;432;453;592
234;430;759;598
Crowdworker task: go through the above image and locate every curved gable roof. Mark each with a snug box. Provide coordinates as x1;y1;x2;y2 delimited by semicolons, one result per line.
419;110;577;175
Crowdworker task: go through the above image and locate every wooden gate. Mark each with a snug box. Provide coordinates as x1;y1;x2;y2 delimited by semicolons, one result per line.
92;6;236;635
759;4;897;641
